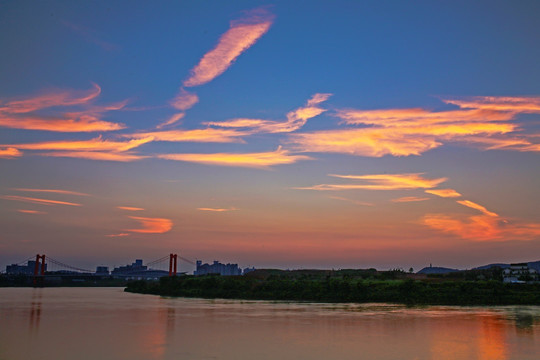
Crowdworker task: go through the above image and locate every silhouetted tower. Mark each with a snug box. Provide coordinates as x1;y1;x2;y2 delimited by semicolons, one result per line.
169;253;178;276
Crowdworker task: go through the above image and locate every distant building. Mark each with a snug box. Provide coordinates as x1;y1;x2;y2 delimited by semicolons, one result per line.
96;266;109;275
111;259;167;280
243;267;256;275
194;260;242;276
6;260;47;275
503;263;539;283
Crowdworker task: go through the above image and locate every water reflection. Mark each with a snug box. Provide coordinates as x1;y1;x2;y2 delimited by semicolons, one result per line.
1;289;540;360
29;289;42;336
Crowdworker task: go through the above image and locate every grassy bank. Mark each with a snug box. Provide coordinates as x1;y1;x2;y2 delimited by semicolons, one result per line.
125;269;540;305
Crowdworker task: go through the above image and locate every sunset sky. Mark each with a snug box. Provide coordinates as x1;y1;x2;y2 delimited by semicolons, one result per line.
1;1;540;272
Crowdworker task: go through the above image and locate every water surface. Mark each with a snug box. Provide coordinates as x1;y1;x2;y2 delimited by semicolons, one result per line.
0;287;539;359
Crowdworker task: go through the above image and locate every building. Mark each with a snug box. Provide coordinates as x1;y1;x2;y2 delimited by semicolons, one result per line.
96;266;109;275
111;259;168;280
243;267;256;275
503;263;539;283
194;260;242;276
5;260;47;275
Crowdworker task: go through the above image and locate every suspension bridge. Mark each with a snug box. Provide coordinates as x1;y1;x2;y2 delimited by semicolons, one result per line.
1;253;196;286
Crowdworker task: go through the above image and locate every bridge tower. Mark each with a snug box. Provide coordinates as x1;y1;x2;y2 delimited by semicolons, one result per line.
169;253;178;276
33;254;46;286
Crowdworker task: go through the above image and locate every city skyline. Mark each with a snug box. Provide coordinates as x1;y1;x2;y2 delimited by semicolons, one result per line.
1;1;540;271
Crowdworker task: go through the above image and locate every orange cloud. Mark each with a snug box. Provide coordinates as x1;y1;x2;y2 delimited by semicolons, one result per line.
422;213;540;241
158;146;311;168
12;188;90;196
183;8;274;87
17;209;47;214
156;113;185;129
127;128;246;143
392;196;430;202
443;96;540;113
0;114;125;132
425;189;462;198
299;173;446;191
117;206;144;211
126;216;173;234
205;93;331;134
170;88;199;111
456;135;540;152
4;136;153;152
0;83;101;114
1;195;81;206
0;84;125;132
197;207;238;212
457;200;499;217
105;233;130;237
0;147;22;159
40;151;147;162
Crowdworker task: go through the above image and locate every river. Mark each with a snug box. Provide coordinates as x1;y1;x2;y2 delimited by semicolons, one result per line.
0;287;539;359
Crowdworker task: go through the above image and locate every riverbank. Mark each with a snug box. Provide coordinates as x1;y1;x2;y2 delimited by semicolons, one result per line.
125;269;540;305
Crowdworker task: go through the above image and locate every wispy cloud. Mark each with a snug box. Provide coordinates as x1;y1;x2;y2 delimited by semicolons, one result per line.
0;147;22;159
391;196;430;203
422;213;540;241
457;200;499;217
39;151;147;162
205;93;331;134
197;207;238;212
12;188;90;196
0;83;101;114
297;173;446;191
126;216;173;234
105;233;130;237
1;195;81;206
425;189;462;198
183;7;274;87
170;88;199;111
126;128;246;143
17;209;47;214
158;146;311;168
117;206;144;211
442;96;540;113
27;136;135;151
328;196;373;206
156;113;185;129
288;96;540;157
0;84;126;132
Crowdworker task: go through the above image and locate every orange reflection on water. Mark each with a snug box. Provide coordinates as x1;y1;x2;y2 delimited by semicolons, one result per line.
430;311;508;360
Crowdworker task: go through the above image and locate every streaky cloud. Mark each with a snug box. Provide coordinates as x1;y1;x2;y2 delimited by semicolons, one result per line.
39;151;147;162
183;8;274;87
126;216;173;234
170;88;199;111
1;195;81;206
127;128;247;143
105;233;130;237
425;189;462;198
158;146;311;168
156;113;185;129
422;213;540;241
457;200;499;217
117;206;144;211
4;136;153;152
0;83;101;114
205;93;331;134
328;196;373;206
12;188;90;196
0;147;22;159
197;207;238;212
17;209;47;214
297;173;446;191
443;96;540;113
391;196;430;202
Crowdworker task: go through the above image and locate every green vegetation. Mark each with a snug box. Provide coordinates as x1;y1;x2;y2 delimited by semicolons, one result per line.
125;268;540;305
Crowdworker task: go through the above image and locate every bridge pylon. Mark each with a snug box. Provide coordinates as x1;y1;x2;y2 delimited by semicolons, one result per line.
169;253;178;276
33;254;46;286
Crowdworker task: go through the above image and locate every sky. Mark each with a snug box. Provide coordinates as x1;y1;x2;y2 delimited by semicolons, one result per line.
1;1;540;273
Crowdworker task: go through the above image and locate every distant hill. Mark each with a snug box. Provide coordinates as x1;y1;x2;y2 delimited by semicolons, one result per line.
417;266;459;274
474;261;540;272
